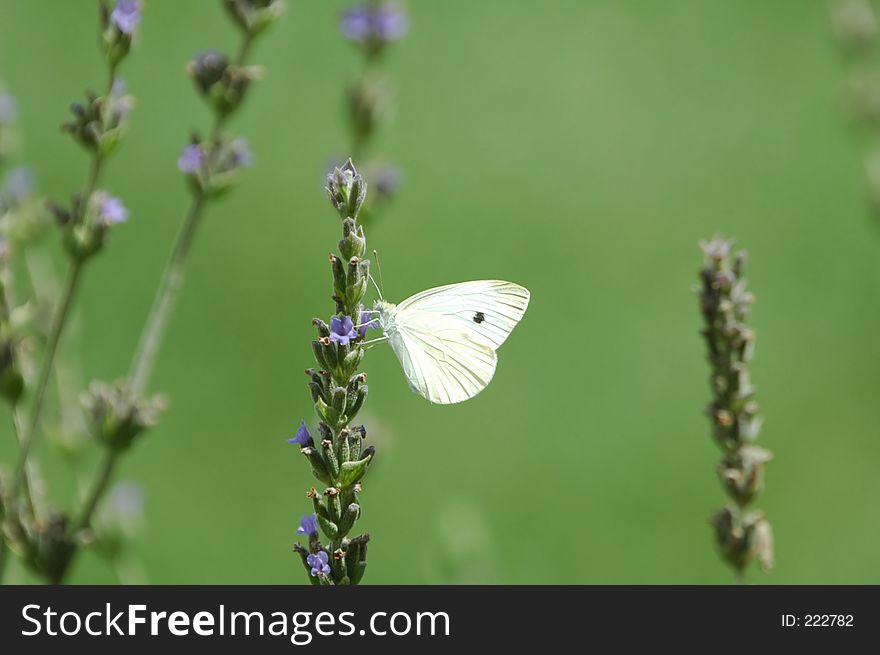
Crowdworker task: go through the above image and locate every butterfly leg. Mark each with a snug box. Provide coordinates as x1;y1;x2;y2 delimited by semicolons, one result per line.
360;336;388;349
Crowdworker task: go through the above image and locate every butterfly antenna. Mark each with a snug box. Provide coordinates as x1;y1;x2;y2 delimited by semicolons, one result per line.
368;272;383;301
372;249;385;301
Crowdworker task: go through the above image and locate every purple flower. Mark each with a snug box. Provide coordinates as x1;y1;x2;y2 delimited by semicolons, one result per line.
374;165;401;198
0;93;17;125
330;315;358;346
230;138;254;168
99;194;129;225
340;3;409;44
358;309;379;338
111;0;142;35
306;551;331;577
111;77;127;97
296;513;319;538
177;144;206;173
3;167;35;203
287;419;312;446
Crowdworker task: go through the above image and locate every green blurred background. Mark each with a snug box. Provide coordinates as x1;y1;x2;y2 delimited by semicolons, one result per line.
1;0;879;584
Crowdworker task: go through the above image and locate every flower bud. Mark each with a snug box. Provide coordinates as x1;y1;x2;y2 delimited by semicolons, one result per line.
312;318;330;338
301;447;332;486
330;254;347;297
710;506;749;572
223;0;286;36
188;51;263;118
337;502;361;536
331;386;348;415
62;191;129;263
717;446;772;506
325;159;367;220
345;533;370;585
338;217;366;259
321;438;340;479
81;380;165;452
101;0;142;68
346;382;368;418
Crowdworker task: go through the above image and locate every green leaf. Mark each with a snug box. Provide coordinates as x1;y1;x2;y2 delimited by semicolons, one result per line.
339;453;372;487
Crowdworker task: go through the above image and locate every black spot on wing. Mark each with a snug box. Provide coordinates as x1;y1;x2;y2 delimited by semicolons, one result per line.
473;311;485;324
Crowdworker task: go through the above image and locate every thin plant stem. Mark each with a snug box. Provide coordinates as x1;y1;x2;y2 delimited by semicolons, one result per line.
127;32;252;396
0;264;39;517
8;133;105;498
10;410;37;517
127;192;206;395
56;27;262;582
70;448;119;537
9;259;83;497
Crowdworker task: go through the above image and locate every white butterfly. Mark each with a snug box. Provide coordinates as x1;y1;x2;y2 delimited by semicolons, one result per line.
372;280;530;405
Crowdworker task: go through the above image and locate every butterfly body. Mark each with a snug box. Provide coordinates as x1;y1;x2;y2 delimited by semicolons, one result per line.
374;280;530;405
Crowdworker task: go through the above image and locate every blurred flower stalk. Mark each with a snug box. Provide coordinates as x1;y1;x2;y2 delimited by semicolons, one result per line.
337;0;408;221
73;0;284;583
697;237;774;583
829;0;880;219
0;0;145;583
0;0;283;583
291;160;376;585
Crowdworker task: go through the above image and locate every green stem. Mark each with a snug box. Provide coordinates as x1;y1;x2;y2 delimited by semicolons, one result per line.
127;193;206;395
57;28;259;583
70;449;119;536
127;30;253;395
49;448;119;583
9;260;83;497
10;409;37;518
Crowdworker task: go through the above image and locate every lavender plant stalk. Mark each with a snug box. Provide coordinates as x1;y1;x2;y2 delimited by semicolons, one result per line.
60;0;285;581
829;0;880;219
338;0;408;218
697;237;774;582
0;0;142;584
291;160;375;585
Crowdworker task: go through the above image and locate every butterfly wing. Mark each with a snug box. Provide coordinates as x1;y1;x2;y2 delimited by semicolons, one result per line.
387;309;498;404
395;280;530;350
383;280;529;404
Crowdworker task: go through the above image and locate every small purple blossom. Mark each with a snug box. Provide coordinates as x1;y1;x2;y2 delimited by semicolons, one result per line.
373;165;402;198
177;144;206;173
306;551;331;577
296;513;319;538
111;77;127;97
0;93;17;125
106;482;145;532
287;419;312;446
230;138;254;168
340;3;409;44
99;194;129;225
111;0;142;35
330;315;358;346
3;167;35;203
358;309;379;338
